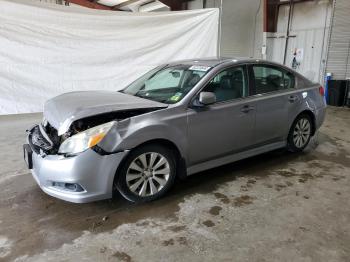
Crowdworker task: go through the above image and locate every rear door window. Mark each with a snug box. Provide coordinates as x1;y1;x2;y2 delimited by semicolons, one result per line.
252;65;295;95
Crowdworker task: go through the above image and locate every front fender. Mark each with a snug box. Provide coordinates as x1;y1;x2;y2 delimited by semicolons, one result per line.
98;119;187;159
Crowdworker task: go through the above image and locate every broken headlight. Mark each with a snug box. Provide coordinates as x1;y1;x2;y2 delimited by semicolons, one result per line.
58;121;115;155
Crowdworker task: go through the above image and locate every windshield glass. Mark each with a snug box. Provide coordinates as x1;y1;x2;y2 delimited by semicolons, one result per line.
122;64;211;104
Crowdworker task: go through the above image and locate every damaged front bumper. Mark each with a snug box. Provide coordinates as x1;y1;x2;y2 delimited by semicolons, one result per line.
24;125;128;203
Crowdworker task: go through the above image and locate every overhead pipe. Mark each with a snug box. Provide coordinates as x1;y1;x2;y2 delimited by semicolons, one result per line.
263;0;268;33
283;0;294;65
218;0;223;57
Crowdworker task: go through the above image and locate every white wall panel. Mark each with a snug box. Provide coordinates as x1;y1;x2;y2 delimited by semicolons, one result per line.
0;0;219;114
188;0;263;58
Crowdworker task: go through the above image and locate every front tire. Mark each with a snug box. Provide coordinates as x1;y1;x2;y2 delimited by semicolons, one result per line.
115;144;176;203
287;114;312;152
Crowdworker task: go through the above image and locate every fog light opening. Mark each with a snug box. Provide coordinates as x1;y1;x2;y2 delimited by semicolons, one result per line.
51;182;84;192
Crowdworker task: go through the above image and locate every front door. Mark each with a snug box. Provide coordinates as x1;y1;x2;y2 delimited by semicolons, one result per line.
187;65;256;166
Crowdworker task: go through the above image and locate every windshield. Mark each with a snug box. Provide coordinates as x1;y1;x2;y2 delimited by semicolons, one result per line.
122;64;211;104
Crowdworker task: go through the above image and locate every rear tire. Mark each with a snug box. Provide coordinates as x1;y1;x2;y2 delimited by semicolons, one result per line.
287;114;312;152
115;144;176;203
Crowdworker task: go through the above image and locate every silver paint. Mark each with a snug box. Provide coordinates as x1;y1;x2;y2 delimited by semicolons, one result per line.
27;58;327;203
44;90;167;135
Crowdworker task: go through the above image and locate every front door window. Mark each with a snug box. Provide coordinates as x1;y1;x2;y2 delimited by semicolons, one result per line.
203;66;247;102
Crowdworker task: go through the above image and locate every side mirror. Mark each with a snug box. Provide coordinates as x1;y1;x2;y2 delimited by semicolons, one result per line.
198;92;216;105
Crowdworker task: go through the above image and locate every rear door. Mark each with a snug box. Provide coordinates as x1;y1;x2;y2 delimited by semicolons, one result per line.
186;65;256;166
249;64;297;145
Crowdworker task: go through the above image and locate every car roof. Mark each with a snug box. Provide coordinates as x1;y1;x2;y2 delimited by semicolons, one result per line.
167;57;272;67
166;57;312;83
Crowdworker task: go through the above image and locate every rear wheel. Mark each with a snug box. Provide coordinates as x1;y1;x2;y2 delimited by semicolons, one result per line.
287;114;312;152
115;144;176;203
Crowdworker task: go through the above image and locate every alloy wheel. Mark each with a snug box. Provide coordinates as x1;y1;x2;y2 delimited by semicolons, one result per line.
126;152;170;197
293;118;311;148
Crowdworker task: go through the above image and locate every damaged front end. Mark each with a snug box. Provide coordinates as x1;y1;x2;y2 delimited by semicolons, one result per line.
63;108;161;138
28;123;59;156
24;90;169;203
29;107;162;157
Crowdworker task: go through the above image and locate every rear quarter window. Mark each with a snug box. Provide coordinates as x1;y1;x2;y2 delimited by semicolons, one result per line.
284;71;295;89
296;76;313;88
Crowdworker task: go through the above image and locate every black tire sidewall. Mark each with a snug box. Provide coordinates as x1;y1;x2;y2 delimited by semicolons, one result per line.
287;114;312;152
115;144;176;203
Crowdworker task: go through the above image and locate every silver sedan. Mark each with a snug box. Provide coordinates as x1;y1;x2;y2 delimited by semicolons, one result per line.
23;58;326;203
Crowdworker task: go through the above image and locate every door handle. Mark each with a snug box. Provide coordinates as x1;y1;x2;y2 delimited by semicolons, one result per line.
288;95;298;103
241;105;255;113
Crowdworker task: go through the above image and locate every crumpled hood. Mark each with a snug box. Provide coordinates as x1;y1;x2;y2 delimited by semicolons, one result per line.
43;91;167;135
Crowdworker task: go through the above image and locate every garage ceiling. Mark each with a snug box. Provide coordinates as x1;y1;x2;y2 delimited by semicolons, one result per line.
67;0;191;11
98;0;169;11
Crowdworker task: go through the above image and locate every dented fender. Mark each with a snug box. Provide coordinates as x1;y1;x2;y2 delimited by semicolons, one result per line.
97;107;188;160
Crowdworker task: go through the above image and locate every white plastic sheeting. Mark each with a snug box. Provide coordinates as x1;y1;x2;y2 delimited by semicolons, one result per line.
0;0;219;114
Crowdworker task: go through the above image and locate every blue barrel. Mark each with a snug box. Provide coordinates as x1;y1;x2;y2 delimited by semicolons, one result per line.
324;73;332;104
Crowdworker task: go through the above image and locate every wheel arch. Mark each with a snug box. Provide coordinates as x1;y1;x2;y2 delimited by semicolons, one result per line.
112;138;187;195
292;110;316;136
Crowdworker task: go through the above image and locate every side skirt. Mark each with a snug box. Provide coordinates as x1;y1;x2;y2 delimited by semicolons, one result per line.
186;141;286;176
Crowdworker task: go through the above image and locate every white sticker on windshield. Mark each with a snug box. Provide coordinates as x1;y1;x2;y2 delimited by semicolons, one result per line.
189;65;211;72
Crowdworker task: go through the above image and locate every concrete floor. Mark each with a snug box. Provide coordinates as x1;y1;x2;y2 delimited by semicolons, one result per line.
0;107;349;262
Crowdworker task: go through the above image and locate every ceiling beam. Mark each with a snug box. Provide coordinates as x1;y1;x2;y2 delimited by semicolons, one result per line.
158;0;187;11
67;0;113;10
112;0;140;10
69;0;192;11
277;0;314;5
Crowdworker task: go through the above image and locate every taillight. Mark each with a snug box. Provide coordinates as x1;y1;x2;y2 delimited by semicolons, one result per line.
319;86;325;97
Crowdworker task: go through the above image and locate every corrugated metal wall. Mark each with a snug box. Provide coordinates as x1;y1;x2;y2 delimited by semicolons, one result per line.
267;1;331;83
325;0;350;80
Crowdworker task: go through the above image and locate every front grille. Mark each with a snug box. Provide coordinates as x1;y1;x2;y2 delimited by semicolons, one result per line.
29;125;55;154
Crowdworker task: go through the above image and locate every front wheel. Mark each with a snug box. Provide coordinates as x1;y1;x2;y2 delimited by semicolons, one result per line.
287;114;312;152
115;144;176;203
